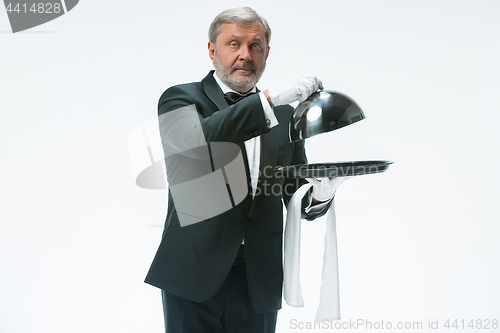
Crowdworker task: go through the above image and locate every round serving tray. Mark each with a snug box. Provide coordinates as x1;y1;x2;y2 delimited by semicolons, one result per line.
275;160;393;179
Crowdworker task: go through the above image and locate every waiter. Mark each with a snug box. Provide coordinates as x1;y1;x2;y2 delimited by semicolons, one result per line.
145;7;340;332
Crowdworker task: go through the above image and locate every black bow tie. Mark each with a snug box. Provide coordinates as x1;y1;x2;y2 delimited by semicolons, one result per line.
224;92;256;105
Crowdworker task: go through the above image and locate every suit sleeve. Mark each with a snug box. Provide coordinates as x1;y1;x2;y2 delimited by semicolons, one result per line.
158;85;269;146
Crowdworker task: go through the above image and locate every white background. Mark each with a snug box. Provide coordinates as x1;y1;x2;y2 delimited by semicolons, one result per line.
1;0;499;332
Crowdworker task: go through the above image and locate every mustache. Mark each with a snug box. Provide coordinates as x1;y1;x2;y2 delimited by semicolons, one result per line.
231;63;257;72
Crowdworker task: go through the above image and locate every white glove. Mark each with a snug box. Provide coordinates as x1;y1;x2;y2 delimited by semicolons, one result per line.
268;76;323;106
306;176;353;202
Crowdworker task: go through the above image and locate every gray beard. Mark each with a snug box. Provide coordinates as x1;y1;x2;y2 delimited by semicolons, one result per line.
213;53;265;94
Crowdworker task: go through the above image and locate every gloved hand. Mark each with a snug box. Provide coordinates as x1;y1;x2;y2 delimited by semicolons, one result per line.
267;76;323;107
306;176;353;202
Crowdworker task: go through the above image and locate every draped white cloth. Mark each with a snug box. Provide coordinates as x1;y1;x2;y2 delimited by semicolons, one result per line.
284;183;341;322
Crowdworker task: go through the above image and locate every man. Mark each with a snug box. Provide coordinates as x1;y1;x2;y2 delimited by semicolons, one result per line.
145;7;338;332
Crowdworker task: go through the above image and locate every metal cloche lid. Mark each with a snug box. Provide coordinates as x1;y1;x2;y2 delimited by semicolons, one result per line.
289;90;365;142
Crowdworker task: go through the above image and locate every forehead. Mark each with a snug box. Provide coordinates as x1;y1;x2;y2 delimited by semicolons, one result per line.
217;22;266;42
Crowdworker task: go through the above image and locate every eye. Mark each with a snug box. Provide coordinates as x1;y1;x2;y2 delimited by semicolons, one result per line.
230;42;238;47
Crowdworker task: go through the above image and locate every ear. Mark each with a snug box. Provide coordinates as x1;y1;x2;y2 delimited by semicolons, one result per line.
265;45;270;60
208;41;215;62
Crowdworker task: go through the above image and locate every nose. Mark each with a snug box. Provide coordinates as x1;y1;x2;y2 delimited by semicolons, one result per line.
239;45;252;62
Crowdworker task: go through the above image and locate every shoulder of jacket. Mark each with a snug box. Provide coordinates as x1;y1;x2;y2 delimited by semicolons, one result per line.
161;81;201;96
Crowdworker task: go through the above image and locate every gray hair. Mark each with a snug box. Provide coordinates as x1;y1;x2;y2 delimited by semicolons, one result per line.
209;7;271;47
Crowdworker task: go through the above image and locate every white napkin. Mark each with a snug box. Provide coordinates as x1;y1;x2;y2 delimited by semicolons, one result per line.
283;183;312;307
284;183;341;321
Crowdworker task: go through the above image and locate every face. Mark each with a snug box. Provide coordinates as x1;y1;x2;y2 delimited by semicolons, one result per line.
209;22;270;94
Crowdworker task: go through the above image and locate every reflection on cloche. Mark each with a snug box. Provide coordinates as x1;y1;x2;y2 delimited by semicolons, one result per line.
289;90;365;142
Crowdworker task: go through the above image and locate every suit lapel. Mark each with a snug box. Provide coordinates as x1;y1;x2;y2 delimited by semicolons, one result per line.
201;70;230;111
201;70;254;201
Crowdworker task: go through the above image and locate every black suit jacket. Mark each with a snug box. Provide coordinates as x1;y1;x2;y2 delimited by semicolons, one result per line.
145;71;329;313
